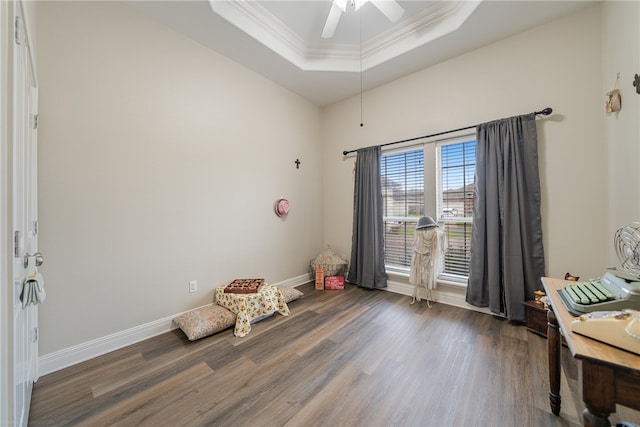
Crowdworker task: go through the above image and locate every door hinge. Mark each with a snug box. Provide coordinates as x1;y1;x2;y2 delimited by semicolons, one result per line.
33;327;39;343
14;230;21;257
33;220;38;236
14;16;22;45
32;114;39;130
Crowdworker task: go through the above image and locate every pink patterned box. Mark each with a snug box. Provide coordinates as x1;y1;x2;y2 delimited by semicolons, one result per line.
324;276;344;290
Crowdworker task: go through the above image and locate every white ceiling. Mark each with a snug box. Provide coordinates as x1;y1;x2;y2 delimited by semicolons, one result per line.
128;0;594;107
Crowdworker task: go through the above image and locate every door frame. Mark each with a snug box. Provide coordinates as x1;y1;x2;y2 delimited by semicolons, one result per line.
1;1;14;424
1;1;39;425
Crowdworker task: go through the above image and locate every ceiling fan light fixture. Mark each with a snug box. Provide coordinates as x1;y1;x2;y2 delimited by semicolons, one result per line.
334;0;348;13
322;0;405;39
321;3;343;38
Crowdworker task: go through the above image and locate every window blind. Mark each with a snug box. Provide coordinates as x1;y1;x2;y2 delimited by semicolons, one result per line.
439;141;476;277
381;149;424;269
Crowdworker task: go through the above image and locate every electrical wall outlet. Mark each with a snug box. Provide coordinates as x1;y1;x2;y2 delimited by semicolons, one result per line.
189;280;198;293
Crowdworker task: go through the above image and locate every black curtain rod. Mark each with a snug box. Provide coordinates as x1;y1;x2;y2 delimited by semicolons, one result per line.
341;107;553;156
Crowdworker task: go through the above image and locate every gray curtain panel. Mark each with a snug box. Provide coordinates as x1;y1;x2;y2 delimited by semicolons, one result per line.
347;146;387;289
466;113;545;322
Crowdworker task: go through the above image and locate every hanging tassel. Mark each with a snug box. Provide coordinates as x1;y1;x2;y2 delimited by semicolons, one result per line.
20;255;46;307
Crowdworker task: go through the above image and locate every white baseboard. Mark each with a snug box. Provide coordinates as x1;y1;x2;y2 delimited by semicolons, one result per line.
275;273;312;288
38;274;312;376
385;278;492;316
38;310;186;377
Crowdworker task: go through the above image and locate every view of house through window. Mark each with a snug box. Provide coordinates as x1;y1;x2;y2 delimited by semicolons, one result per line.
381;137;476;281
437;139;476;278
381;149;424;270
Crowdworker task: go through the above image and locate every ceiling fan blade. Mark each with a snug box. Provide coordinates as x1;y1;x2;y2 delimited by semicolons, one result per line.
321;3;343;39
370;0;404;22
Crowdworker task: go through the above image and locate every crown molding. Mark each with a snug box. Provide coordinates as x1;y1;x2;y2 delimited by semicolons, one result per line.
208;0;481;73
363;1;481;69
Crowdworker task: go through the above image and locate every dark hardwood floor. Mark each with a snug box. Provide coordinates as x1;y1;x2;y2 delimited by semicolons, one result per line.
29;283;640;426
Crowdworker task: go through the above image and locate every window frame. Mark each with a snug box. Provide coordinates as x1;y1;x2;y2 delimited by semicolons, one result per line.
380;146;425;274
435;135;476;284
380;133;476;285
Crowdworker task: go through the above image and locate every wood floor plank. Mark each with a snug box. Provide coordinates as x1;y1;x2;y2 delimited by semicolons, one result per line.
29;282;640;426
189;351;303;425
118;356;256;427
150;355;259;426
76;362;214;427
283;365;368;427
291;304;369;357
90;337;235;398
28;353;146;422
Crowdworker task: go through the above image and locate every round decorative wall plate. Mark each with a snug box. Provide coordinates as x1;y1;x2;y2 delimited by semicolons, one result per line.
274;198;290;217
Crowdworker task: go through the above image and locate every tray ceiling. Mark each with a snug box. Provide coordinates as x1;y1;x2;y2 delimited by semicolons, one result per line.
128;1;594;106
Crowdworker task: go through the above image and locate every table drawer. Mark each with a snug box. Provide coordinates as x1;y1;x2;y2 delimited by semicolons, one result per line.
523;300;548;337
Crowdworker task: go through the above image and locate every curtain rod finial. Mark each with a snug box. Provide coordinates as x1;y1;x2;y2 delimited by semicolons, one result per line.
343;150;349;156
540;107;552;116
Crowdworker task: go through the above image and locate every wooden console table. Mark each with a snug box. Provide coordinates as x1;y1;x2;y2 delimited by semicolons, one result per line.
541;277;640;427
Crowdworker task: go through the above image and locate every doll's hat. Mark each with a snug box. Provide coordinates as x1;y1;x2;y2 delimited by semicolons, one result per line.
416;216;438;229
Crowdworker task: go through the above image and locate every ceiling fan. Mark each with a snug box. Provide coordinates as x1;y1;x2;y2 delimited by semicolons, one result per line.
321;0;405;39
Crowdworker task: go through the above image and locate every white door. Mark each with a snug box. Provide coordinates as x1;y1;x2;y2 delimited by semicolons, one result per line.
8;2;39;425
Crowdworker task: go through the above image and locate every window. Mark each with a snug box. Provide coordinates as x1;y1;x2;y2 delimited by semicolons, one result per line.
381;149;424;271
381;137;476;281
437;139;476;279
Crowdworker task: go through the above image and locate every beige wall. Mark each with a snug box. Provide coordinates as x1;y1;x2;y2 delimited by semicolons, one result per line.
322;5;611;292
602;1;640;266
36;1;323;355
35;1;640;361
